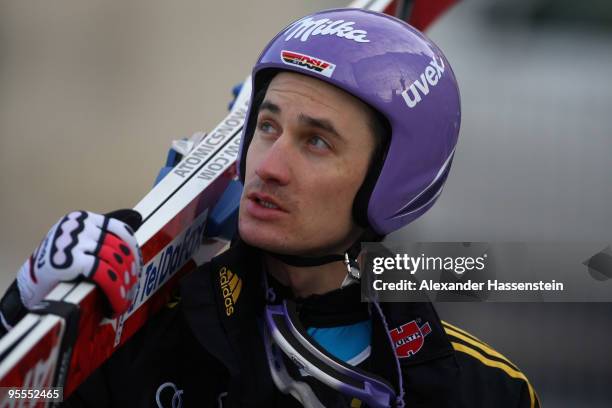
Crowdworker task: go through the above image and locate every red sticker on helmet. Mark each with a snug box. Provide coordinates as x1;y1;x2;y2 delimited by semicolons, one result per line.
281;50;336;78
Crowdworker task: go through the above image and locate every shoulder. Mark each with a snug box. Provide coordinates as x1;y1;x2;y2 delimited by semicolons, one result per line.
179;239;256;308
180;239;261;315
441;320;540;408
181;239;257;289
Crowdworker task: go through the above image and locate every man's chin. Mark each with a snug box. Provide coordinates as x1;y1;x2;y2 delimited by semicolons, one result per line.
238;216;355;256
239;228;342;257
238;221;288;253
240;232;291;254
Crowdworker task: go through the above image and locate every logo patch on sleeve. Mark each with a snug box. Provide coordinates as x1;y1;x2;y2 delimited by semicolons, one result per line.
281;50;336;78
389;320;432;358
219;266;242;316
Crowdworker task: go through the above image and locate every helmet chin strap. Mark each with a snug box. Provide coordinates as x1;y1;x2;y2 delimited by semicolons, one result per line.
266;238;363;281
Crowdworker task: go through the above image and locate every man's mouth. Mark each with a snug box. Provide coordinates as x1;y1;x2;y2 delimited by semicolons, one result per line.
256;198;279;209
247;192;286;212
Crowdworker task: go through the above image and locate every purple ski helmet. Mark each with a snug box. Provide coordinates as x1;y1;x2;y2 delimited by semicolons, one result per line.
237;8;461;236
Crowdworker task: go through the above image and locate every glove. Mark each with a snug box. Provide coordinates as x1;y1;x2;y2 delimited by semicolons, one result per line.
16;209;143;317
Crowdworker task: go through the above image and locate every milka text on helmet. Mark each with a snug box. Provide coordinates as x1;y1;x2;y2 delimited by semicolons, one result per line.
284;17;370;43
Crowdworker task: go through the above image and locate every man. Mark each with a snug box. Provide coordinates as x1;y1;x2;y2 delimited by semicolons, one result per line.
0;9;539;407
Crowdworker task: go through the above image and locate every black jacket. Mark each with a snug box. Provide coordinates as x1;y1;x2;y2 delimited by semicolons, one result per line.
66;241;539;407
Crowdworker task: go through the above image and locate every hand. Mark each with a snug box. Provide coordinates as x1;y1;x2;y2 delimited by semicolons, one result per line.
16;210;143;317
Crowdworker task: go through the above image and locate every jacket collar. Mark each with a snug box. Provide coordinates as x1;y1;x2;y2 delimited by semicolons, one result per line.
180;240;276;405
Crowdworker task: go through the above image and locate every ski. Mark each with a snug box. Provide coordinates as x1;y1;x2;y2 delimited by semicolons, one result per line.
0;76;252;401
0;0;456;404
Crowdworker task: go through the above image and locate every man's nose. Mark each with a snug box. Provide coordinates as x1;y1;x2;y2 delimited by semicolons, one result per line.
254;135;292;186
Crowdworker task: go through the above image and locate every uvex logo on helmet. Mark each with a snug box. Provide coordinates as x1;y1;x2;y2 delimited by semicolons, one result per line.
283;17;370;43
400;55;445;108
281;50;336;78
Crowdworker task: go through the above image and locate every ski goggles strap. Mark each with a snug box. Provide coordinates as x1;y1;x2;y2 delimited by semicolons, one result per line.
264;300;397;408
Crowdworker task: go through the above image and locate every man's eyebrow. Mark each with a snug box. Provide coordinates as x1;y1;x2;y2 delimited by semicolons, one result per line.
298;113;344;142
259;100;344;142
259;100;280;114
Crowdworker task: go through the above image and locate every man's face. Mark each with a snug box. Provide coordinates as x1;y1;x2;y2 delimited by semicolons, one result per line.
238;72;376;256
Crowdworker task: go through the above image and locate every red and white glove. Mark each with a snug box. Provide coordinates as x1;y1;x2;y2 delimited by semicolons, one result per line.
16;210;143;317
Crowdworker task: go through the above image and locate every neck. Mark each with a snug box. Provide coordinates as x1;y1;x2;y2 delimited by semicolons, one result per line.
265;254;347;298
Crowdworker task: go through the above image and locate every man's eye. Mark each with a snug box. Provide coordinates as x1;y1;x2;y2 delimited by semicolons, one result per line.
259;121;274;133
307;136;330;150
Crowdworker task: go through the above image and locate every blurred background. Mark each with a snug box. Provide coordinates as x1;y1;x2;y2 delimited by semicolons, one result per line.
1;0;611;406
